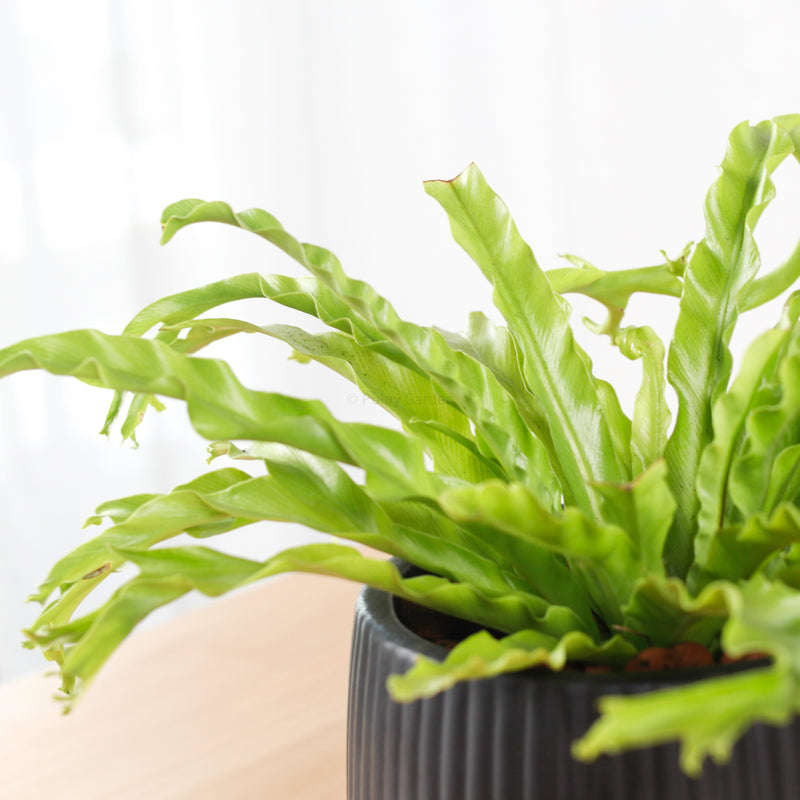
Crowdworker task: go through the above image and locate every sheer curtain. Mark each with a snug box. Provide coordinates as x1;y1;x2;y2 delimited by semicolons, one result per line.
2;0;800;680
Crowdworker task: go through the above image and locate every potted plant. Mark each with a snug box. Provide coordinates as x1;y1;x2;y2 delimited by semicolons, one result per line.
3;114;800;797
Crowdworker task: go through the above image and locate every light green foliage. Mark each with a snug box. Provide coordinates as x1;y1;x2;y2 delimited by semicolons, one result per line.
665;119;798;575
5;116;800;774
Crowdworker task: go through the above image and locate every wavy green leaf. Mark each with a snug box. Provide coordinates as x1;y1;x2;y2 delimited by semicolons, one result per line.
424;165;630;515
737;116;800;315
574;665;789;776
665;118;796;576
387;628;635;702
740;236;800;311
615;326;670;475
546;249;686;338
0;330;345;457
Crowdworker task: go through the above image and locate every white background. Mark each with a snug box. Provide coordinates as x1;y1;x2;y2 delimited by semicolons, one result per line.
2;0;800;680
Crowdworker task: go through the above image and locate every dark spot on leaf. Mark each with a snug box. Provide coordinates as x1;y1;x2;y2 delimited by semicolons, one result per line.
82;563;112;580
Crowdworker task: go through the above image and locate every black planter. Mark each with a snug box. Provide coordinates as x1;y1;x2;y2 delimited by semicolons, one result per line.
347;572;800;800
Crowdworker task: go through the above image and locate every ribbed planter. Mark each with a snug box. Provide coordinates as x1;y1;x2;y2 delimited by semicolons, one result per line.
347;570;800;800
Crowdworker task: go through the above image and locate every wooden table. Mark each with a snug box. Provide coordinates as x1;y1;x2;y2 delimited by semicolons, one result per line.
0;574;361;799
